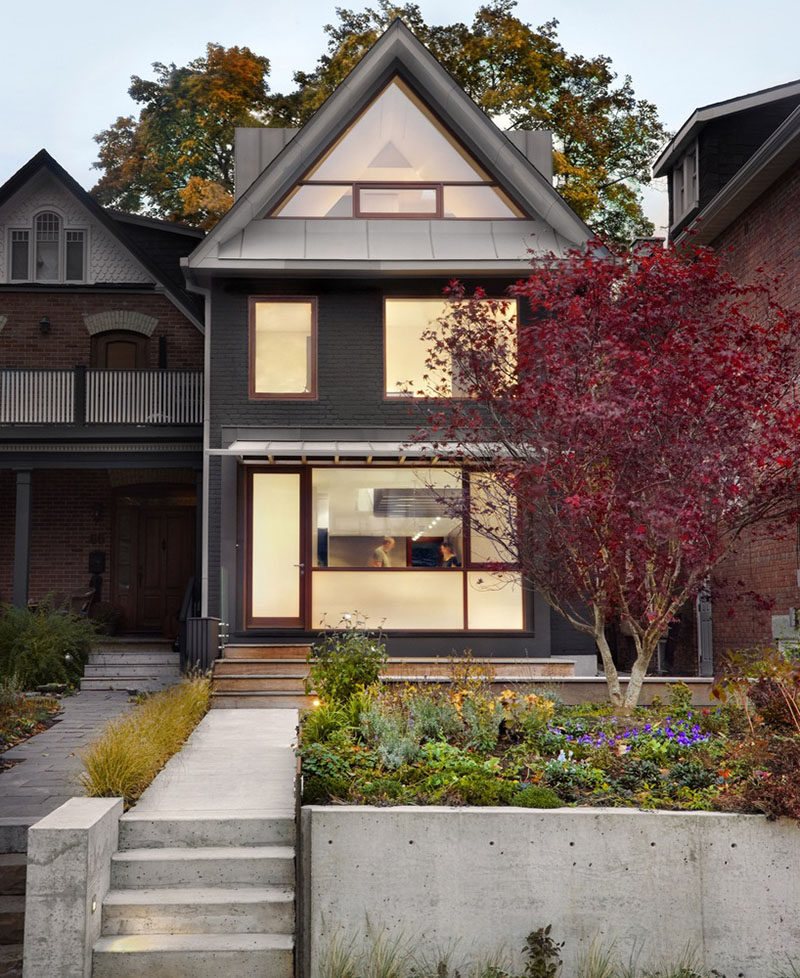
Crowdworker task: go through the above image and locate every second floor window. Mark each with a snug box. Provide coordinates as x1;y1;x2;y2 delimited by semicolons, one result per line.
384;297;517;397
8;212;86;282
249;297;317;398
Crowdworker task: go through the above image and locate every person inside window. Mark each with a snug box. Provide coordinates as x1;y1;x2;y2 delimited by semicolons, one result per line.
439;541;461;567
370;537;395;567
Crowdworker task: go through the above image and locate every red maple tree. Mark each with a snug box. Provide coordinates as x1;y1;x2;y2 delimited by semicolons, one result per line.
420;244;800;713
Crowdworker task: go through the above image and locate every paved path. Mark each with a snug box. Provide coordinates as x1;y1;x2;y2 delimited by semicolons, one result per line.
0;690;131;828
130;709;297;818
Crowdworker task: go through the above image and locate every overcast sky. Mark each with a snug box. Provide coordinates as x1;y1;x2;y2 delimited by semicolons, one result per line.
2;0;798;234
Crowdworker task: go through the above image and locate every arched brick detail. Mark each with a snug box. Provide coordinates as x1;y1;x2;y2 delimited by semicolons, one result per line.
83;310;158;337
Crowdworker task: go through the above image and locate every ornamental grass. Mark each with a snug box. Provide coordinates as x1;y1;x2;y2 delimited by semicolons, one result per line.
80;673;211;807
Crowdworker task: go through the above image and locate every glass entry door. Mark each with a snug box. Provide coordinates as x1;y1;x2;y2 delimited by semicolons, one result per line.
248;470;306;627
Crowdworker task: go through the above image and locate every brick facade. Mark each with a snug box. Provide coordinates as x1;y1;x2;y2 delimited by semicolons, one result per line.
709;158;800;655
0;291;203;370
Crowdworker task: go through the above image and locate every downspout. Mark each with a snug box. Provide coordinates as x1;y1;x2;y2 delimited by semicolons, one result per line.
183;264;212;618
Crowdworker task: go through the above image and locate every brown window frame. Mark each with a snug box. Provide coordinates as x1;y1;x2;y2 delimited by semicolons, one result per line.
354;182;442;219
382;295;520;401
248;296;318;401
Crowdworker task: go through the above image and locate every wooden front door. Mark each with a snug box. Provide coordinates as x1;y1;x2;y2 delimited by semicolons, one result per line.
136;508;195;632
114;494;196;635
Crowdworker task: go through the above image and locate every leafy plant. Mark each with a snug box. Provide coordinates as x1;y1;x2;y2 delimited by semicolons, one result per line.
0;601;96;688
523;926;563;978
514;784;562;809
307;614;387;706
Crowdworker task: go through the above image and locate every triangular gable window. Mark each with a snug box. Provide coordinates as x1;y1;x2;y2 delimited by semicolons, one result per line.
271;78;524;219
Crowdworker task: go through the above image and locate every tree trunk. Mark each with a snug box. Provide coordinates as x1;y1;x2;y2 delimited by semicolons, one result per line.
593;608;625;710
622;636;659;715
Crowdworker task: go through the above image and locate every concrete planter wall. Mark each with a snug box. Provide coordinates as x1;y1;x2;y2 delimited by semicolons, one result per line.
300;806;800;978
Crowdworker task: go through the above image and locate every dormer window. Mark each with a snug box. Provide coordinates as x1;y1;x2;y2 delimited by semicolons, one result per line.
8;211;86;282
671;140;699;226
271;78;524;219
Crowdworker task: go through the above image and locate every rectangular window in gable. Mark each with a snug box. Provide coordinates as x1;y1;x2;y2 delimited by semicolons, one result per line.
10;230;29;280
65;230;85;281
249;297;317;398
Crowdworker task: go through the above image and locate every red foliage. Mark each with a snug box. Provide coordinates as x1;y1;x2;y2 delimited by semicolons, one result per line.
420;244;800;708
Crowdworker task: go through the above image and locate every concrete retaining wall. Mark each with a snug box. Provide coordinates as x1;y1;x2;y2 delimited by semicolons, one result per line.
23;797;122;978
300;806;800;978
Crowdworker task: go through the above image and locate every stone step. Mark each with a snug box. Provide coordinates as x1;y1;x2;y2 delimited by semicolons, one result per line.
214;659;309;677
111;847;294;889
94;641;175;653
88;652;179;666
223;645;311;660
119;812;295;850
0;854;26;896
93;932;294;978
80;677;176;692
101;885;294;936
84;663;180;678
0;895;24;945
211;691;315;710
214;676;307;693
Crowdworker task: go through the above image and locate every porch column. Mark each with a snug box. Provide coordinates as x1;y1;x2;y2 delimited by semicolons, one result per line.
12;470;32;608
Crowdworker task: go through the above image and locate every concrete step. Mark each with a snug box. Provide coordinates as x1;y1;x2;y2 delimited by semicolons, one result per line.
213;676;307;693
211;691;314;710
101;885;294;936
213;659;309;677
94;640;175;653
223;644;311;660
80;677;176;692
88;652;179;666
119;812;294;850
93;932;294;978
0;854;26;896
84;663;180;678
0;896;24;945
111;847;294;888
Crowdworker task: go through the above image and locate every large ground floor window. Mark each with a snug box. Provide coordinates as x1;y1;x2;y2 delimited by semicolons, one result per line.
247;465;526;631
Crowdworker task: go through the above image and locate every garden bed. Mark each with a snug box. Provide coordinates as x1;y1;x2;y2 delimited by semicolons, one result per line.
299;642;800;819
0;686;61;759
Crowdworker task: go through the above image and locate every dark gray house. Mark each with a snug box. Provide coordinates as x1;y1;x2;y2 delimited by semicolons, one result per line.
183;20;597;659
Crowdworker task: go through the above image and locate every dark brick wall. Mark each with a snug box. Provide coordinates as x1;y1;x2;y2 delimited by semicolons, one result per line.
0;469;13;600
0;291;203;369
710;157;800;656
208;276;519;443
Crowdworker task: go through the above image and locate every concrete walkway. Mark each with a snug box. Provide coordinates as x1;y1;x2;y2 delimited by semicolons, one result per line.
0;690;131;839
129;708;297;818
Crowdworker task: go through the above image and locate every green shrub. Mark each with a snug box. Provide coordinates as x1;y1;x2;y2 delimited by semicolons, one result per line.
0;602;96;688
361;701;420;769
408;692;462;741
514;784;563;809
453;771;516;806
79;674;210;806
307;614;387;705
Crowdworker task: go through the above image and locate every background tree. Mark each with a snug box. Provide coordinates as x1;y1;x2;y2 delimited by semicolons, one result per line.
269;1;666;243
92;3;665;239
418;247;800;714
91;44;271;228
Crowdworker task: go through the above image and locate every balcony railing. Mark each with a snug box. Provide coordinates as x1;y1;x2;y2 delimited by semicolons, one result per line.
0;368;203;425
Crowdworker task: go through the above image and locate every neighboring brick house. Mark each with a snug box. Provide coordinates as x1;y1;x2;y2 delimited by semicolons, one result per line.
0;151;205;634
183;19;600;661
654;79;800;661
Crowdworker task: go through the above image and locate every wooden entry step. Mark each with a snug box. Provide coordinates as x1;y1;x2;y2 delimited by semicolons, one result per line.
211;646;577;709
